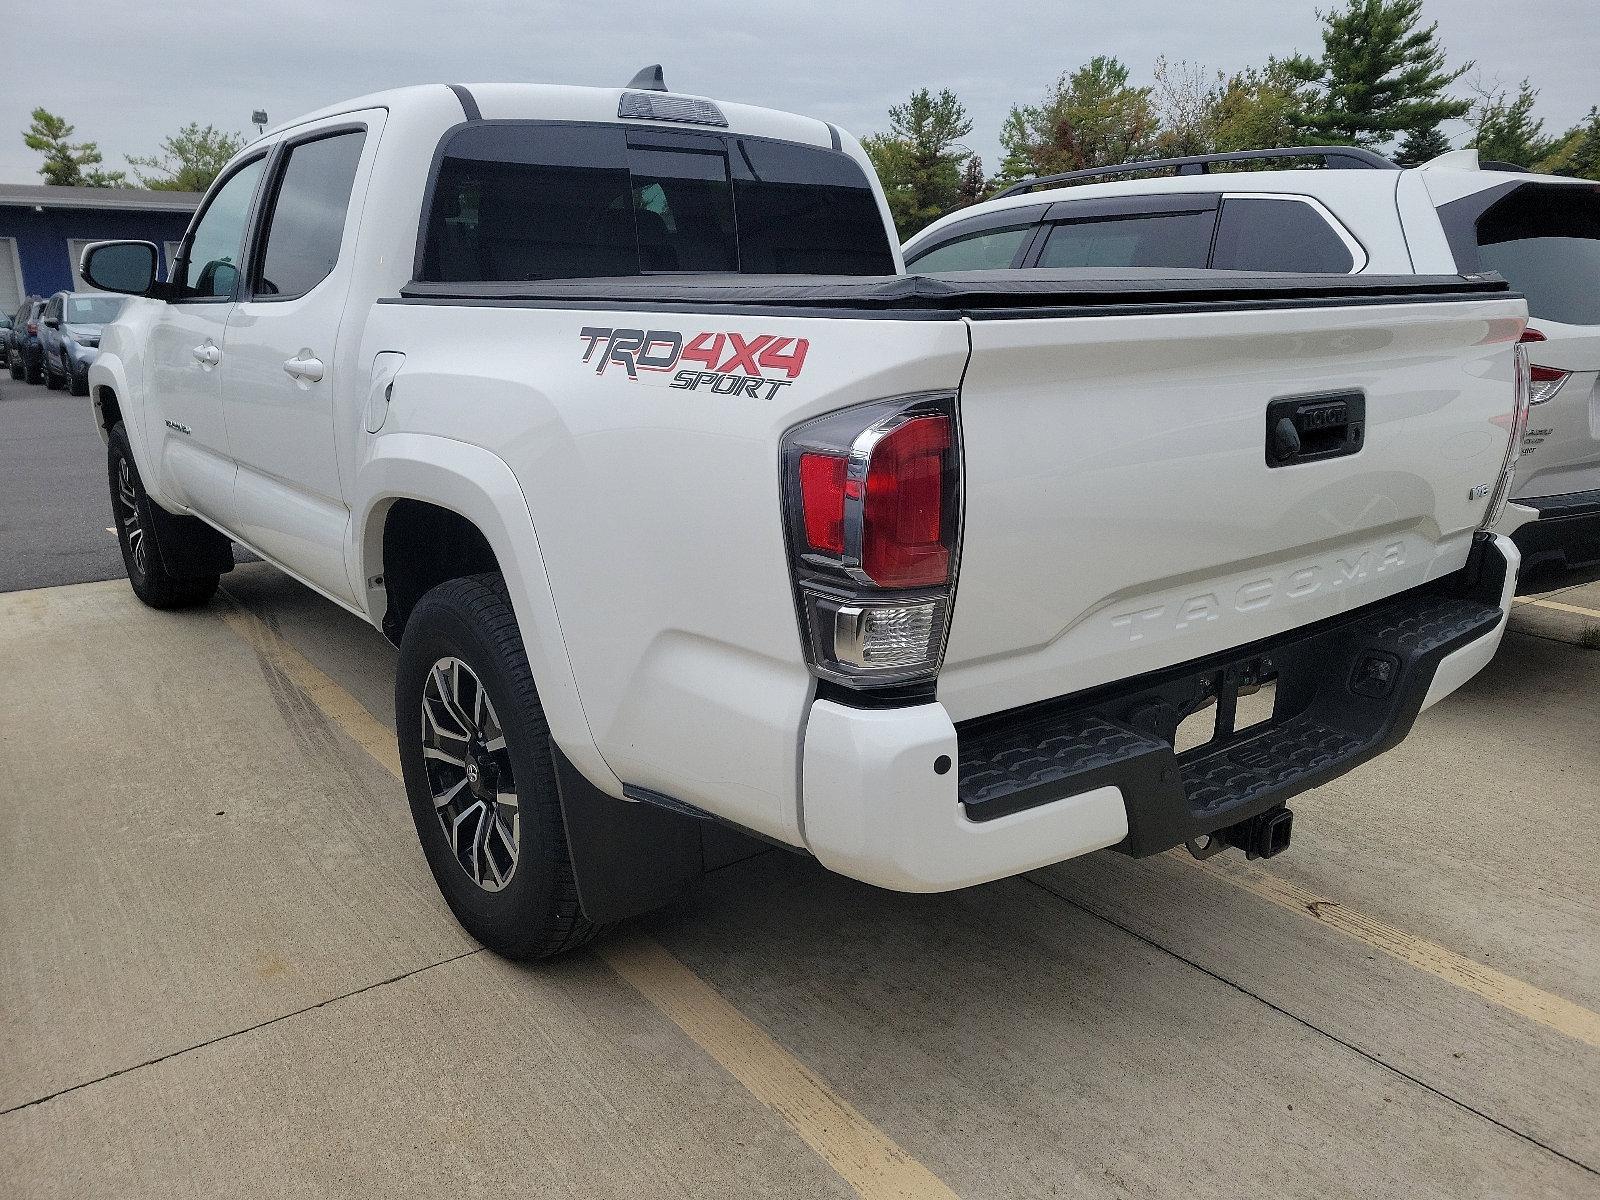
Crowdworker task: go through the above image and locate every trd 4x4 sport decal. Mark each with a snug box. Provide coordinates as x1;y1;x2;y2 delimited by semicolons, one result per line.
578;327;809;398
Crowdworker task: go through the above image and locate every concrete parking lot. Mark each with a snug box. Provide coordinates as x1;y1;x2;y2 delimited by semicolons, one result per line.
3;374;1598;1198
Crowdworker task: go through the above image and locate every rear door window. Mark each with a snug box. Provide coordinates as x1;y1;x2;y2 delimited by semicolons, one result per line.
1037;209;1215;269
907;225;1035;272
253;130;367;300
1211;197;1355;273
419;122;895;282
1474;186;1600;326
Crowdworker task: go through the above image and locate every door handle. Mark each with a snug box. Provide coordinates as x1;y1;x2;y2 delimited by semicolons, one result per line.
192;343;221;367
283;354;325;383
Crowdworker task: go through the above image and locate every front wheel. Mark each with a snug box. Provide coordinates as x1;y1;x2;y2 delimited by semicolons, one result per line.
108;424;219;609
395;573;597;960
67;355;88;396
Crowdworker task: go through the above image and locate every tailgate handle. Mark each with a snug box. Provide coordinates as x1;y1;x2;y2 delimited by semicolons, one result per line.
1265;391;1365;467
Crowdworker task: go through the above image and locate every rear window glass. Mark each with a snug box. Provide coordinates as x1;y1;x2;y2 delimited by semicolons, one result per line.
907;225;1033;272
420;123;895;282
1037;210;1213;269
1476;186;1600;327
1211;197;1355;273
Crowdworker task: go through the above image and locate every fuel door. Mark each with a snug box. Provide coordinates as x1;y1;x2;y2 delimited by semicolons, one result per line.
365;351;406;433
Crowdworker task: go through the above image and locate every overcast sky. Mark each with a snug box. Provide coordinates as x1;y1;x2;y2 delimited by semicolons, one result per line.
2;1;1595;186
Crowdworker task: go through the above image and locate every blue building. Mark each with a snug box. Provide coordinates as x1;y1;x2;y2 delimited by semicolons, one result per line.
0;183;200;313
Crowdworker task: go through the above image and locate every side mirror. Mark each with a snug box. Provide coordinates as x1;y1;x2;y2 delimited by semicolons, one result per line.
82;241;160;297
44;316;60;329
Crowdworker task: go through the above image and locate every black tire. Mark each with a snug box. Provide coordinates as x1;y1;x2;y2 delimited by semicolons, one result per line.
395;573;597;960
6;356;19;380
45;353;64;390
107;423;219;609
25;350;44;385
69;362;89;396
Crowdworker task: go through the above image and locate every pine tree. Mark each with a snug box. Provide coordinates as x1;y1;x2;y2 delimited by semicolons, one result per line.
862;88;974;238
1536;107;1600;180
1394;123;1452;165
1291;0;1472;150
1471;80;1556;168
22;108;127;187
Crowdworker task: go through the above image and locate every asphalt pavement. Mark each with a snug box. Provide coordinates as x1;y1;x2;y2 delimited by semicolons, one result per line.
0;376;125;591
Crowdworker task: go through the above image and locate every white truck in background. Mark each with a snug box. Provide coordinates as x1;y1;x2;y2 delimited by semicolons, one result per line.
904;145;1600;577
82;75;1528;959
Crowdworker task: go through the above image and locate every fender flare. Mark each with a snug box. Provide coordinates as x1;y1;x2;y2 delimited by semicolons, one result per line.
352;433;622;797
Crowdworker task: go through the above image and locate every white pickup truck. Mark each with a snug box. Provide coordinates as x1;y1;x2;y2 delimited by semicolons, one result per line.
83;76;1528;959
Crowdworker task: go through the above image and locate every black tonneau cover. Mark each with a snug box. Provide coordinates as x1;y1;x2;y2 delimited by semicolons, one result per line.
396;267;1512;319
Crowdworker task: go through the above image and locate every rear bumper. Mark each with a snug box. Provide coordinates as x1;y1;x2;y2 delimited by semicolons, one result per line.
1511;490;1600;577
800;535;1517;891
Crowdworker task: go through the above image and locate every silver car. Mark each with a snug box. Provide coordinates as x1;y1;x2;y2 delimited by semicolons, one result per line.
40;292;127;396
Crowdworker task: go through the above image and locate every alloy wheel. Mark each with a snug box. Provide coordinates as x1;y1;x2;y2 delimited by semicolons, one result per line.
115;457;147;577
421;656;520;891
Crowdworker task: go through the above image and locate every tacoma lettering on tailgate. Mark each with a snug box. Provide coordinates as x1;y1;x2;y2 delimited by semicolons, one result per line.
1109;541;1407;644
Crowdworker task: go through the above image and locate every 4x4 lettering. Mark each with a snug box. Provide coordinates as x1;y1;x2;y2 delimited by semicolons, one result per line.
682;333;725;371
717;333;775;375
757;336;809;379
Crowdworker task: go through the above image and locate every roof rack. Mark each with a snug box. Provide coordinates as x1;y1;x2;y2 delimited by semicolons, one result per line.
991;146;1398;198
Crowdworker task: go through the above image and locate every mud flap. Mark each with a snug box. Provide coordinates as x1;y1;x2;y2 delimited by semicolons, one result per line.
551;746;769;923
144;501;234;579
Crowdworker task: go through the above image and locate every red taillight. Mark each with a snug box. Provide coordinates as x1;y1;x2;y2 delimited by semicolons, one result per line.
861;415;951;588
799;452;847;554
782;394;961;687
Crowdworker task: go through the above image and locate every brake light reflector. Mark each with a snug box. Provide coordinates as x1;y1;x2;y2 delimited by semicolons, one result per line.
1520;328;1571;405
862;416;951;588
799;452;847;554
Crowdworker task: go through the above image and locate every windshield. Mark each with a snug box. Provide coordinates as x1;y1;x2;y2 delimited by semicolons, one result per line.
66;295;126;324
1476;185;1600;327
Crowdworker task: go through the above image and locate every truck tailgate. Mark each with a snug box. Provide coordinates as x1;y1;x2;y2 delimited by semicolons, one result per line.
940;294;1526;722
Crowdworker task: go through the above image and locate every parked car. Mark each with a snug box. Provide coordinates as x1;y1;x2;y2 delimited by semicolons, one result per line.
0;310;11;367
903;147;1600;576
39;291;126;396
80;80;1526;960
5;296;46;384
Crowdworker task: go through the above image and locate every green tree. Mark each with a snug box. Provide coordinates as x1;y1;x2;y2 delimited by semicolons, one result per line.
1290;0;1471;149
127;123;245;192
1210;60;1323;154
997;56;1159;183
1535;107;1600;180
22;108;126;187
862;88;974;238
1394;122;1452;165
1470;80;1556;168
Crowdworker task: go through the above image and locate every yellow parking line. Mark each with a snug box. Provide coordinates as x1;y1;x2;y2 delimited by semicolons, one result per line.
1176;852;1600;1051
216;591;958;1200
1514;595;1600;621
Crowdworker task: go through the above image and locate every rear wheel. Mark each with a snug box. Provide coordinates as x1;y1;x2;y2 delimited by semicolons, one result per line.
6;355;19;380
395;573;597;960
108;424;219;609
